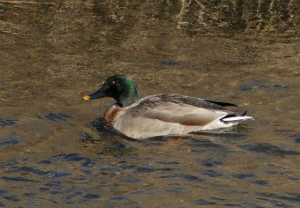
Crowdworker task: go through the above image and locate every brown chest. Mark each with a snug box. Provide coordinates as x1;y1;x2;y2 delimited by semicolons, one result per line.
104;105;122;126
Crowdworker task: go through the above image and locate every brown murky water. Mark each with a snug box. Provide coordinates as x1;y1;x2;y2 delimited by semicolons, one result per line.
1;0;300;207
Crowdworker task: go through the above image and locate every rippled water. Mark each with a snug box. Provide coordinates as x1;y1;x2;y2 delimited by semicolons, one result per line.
0;1;300;207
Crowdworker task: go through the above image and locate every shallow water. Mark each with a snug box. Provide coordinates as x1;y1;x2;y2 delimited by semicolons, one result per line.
0;0;300;207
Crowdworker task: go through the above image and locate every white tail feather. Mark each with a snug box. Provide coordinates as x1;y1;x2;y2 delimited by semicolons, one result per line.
222;116;254;122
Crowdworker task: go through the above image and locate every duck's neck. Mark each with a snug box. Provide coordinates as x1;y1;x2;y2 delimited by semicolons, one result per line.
117;80;139;107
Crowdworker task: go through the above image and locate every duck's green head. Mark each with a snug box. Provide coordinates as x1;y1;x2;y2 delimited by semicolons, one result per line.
83;74;139;107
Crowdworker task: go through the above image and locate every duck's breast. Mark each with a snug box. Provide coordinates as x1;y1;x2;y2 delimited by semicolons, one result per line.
104;105;123;126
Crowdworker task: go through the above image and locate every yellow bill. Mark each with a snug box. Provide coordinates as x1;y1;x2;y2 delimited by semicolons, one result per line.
82;95;91;101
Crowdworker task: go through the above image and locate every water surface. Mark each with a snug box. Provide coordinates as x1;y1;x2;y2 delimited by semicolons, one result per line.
0;0;300;207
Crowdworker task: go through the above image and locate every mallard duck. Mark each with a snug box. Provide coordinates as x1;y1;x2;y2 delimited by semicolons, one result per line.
83;75;253;139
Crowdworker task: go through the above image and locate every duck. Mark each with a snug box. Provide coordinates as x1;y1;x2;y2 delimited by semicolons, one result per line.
83;74;253;139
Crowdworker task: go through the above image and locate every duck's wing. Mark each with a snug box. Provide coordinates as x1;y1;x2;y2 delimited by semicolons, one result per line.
204;100;238;108
139;94;236;110
130;94;233;126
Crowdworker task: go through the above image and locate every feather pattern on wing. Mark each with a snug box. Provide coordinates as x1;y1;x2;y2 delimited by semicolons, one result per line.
112;94;237;139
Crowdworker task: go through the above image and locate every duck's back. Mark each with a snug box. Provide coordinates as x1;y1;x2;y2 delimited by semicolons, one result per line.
112;94;237;139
